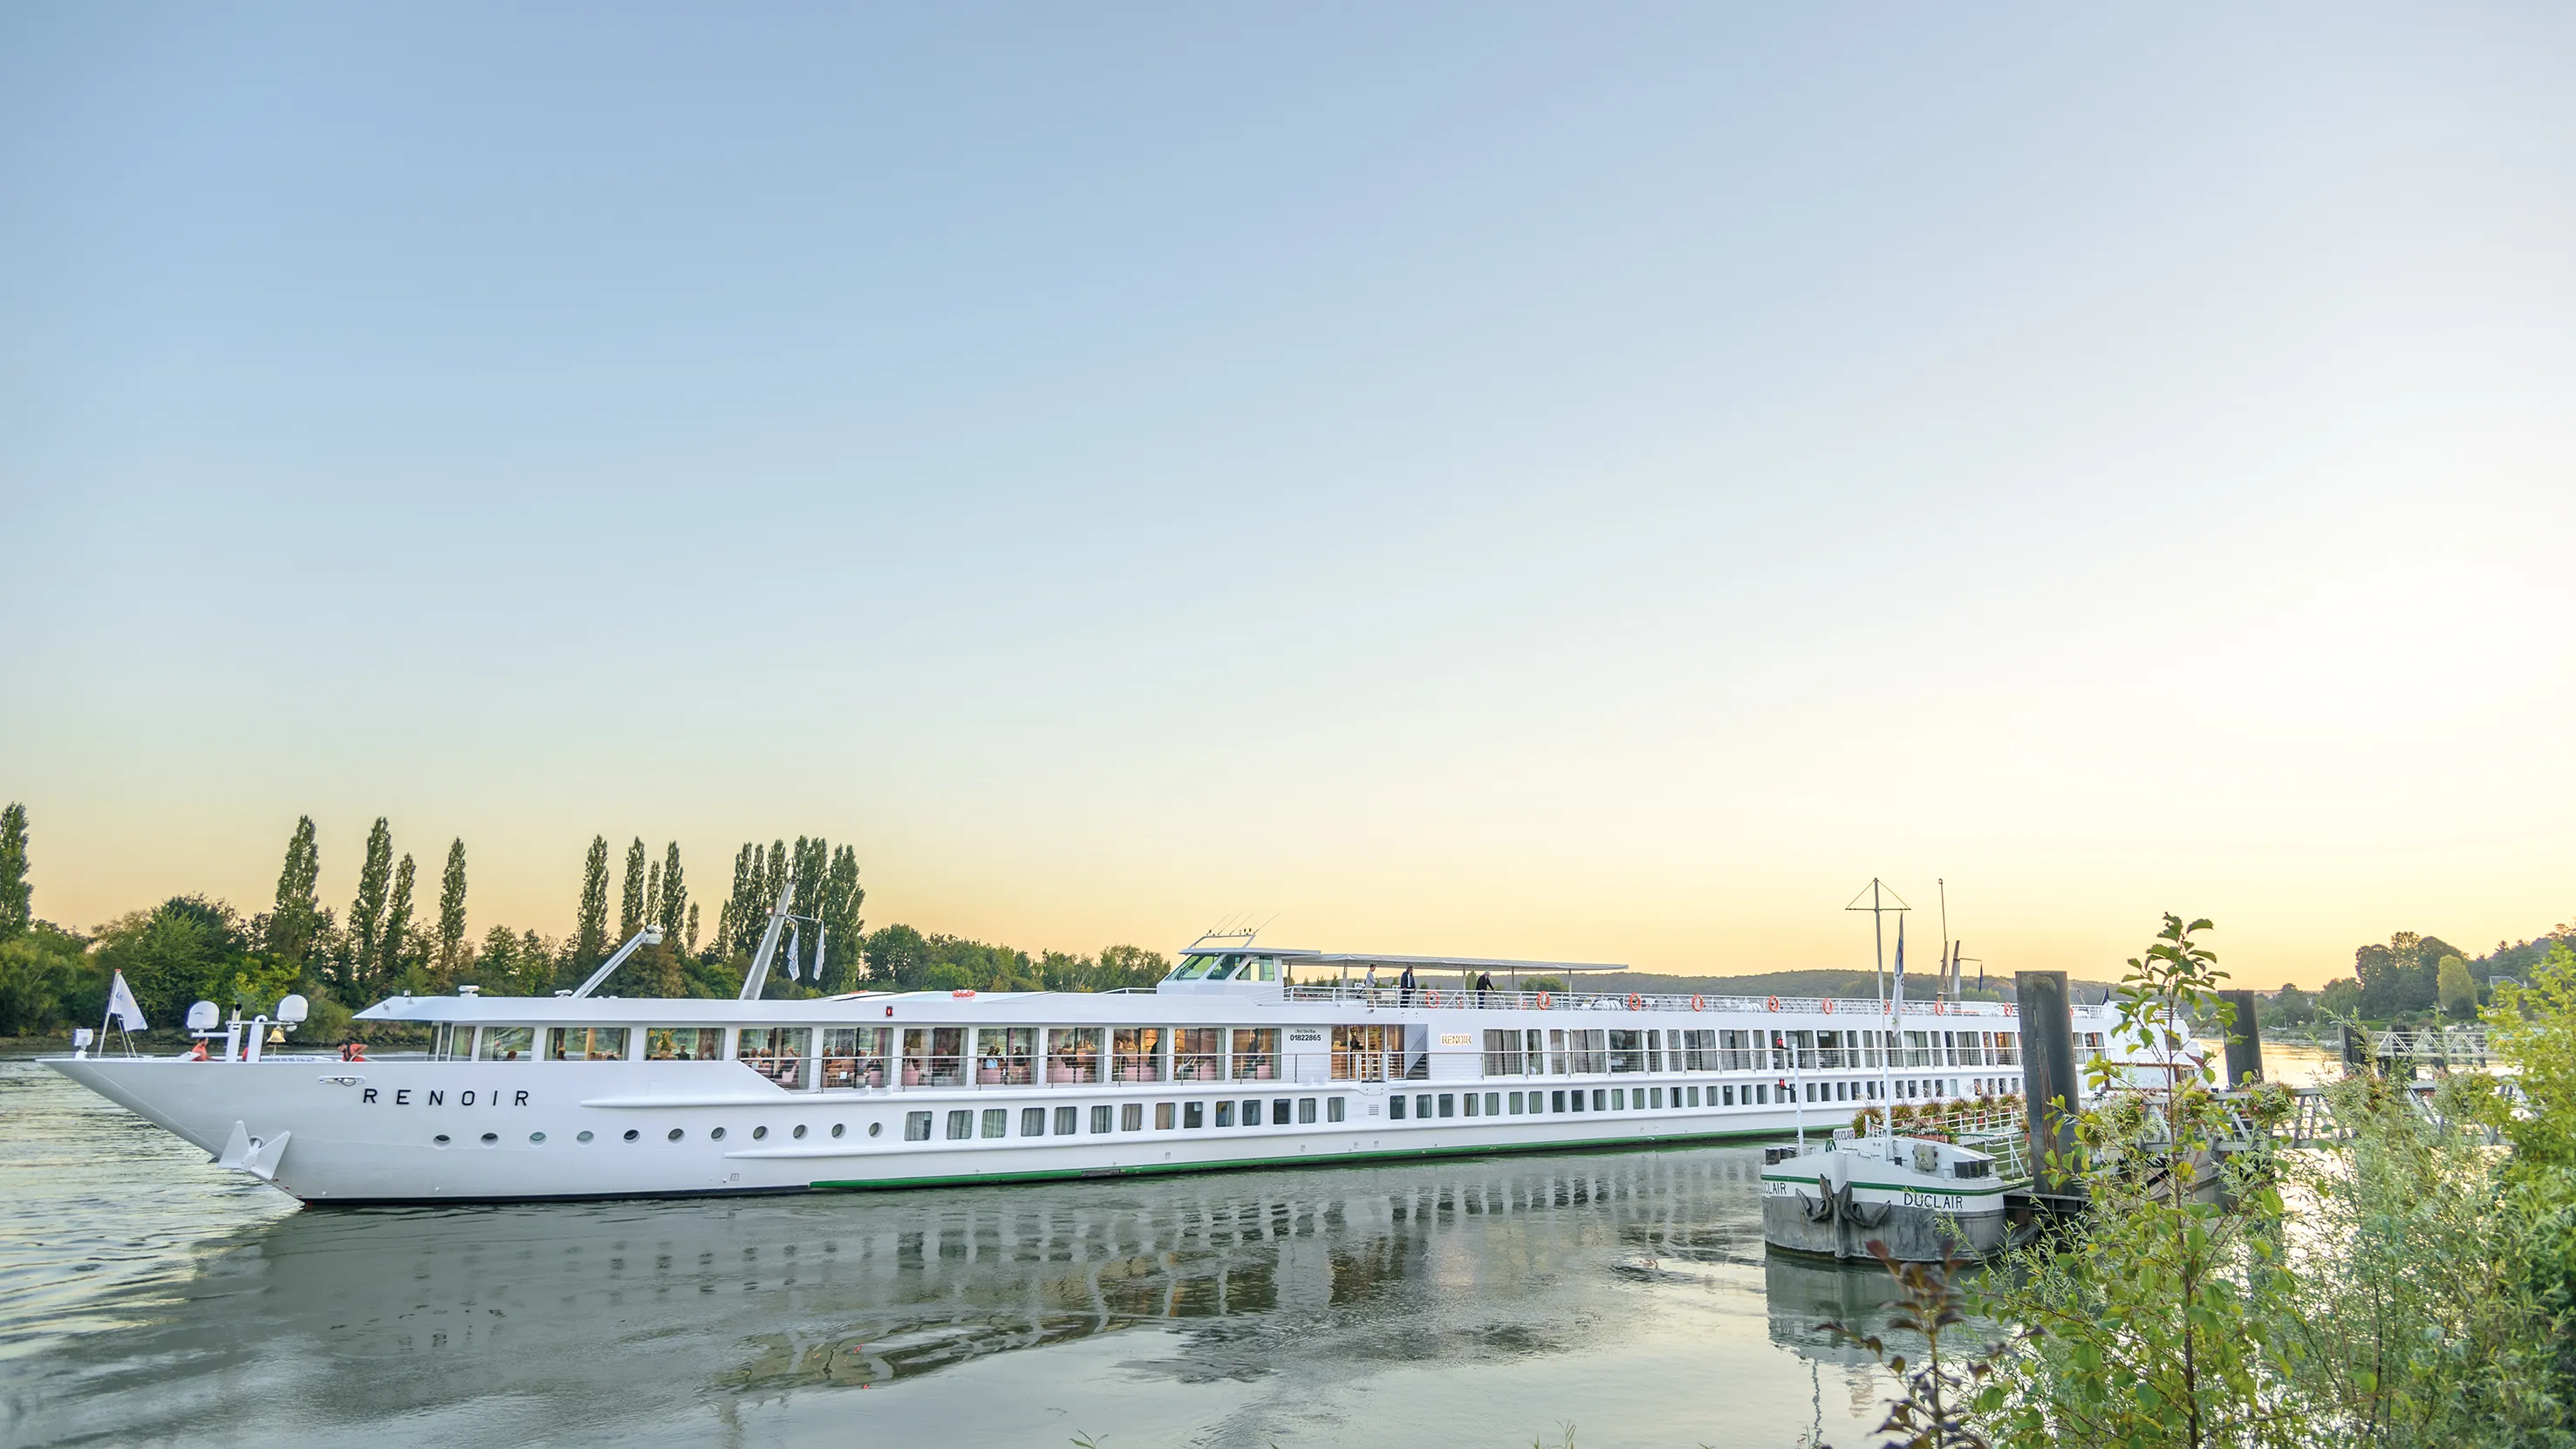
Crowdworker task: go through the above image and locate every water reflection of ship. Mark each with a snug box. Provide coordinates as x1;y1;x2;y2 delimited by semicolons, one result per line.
22;1147;1784;1440
1761;1252;1907;1368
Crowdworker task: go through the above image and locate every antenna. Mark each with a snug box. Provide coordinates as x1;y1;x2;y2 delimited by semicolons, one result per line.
1845;878;1910;1140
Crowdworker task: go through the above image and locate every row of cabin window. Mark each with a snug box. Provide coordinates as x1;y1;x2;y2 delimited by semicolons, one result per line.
1473;1028;2026;1076
902;1096;1351;1140
438;1024;1290;1088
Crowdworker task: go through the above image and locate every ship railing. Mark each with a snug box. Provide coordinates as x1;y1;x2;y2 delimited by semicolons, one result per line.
773;1049;2024;1097
1278;983;2019;1017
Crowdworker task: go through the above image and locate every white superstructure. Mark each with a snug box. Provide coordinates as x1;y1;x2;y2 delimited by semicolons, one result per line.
45;932;2129;1206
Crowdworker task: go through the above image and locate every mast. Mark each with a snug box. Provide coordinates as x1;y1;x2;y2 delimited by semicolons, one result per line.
1846;878;1910;1142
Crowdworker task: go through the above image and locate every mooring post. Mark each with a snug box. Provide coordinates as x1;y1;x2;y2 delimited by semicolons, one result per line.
2341;1022;2367;1073
2223;988;2263;1087
2017;970;2081;1202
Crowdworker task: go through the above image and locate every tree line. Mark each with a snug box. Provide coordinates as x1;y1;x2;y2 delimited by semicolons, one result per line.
0;803;1165;1041
2261;924;2575;1029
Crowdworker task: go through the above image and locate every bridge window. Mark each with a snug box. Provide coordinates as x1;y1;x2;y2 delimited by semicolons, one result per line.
546;1026;628;1062
475;1027;535;1062
1169;953;1216;981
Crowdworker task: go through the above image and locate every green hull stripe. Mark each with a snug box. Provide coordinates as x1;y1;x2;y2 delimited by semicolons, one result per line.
810;1127;1783;1191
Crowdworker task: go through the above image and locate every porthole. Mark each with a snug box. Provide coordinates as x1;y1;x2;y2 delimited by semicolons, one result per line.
577;1130;595;1143
434;1133;451;1146
710;1126;727;1141
793;1124;808;1140
753;1125;769;1140
868;1121;882;1138
480;1132;498;1145
623;1129;639;1142
666;1128;685;1142
830;1123;845;1138
530;1131;547;1144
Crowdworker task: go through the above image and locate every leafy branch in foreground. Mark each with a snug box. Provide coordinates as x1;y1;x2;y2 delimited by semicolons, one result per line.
1821;1241;2020;1449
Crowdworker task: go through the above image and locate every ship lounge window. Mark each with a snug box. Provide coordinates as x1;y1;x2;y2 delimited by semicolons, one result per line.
1332;1024;1391;1082
823;1026;892;1089
1123;1103;1144;1131
1299;1097;1317;1124
1569;1030;1607;1075
905;1111;932;1140
1092;1104;1113;1133
1483;1029;1522;1076
974;1026;1038;1086
1173;1028;1223;1083
1183;1101;1205;1128
981;1109;1007;1138
739;1028;814;1089
904;1027;967;1087
1328;1097;1346;1122
1231;1028;1279;1081
1390;1096;1406;1120
1114;1027;1165;1083
1608;1030;1646;1074
1020;1105;1049;1136
1156;1102;1175;1129
1215;1101;1235;1127
475;1027;535;1062
1055;1105;1078;1135
1046;1028;1103;1084
646;1027;716;1062
547;1026;629;1062
945;1110;973;1140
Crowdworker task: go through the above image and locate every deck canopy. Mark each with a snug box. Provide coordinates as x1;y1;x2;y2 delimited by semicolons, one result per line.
1297;953;1628;974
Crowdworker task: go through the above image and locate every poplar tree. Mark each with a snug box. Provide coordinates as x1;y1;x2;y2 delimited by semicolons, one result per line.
685;901;700;957
619;837;646;939
381;853;416;988
646;860;662;934
820;844;866;990
269;817;324;967
435;838;468;979
762;838;789;919
0;803;29;937
347;817;393;994
658;842;687;940
721;843;756;955
574;836;609;971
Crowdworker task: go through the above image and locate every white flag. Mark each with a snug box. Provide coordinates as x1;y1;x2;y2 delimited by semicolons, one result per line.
106;969;147;1033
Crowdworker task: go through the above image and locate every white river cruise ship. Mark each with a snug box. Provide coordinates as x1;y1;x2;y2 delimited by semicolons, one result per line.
46;919;2122;1206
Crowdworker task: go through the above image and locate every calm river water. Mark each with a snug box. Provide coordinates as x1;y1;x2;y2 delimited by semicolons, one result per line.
3;1046;2339;1448
0;1057;1945;1449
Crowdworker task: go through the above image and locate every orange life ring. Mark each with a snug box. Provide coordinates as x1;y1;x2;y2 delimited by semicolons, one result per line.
1535;991;1551;1009
1765;995;1780;1012
1934;1001;1947;1016
1626;994;1643;1011
1691;994;1705;1012
951;989;976;999
1821;998;1835;1015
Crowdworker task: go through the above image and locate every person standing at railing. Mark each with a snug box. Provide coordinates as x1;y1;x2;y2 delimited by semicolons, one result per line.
1475;971;1493;1006
1399;965;1418;1007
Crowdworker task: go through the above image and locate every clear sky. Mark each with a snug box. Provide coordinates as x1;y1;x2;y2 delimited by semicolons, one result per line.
6;5;2573;989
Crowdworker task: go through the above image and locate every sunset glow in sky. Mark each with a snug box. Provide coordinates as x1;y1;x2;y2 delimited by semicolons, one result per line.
7;6;2573;988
